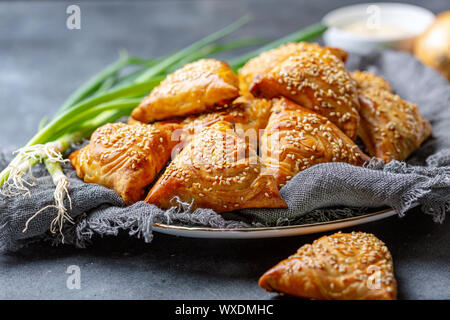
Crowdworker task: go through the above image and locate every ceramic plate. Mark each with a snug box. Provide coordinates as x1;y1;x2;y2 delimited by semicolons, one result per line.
153;208;396;239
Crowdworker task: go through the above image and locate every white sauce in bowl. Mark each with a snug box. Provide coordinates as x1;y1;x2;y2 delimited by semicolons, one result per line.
322;3;435;54
341;21;415;39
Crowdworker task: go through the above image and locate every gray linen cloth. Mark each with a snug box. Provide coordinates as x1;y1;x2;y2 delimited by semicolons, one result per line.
1;50;449;252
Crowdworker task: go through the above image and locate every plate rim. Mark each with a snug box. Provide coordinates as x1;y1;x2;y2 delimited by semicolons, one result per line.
153;207;395;233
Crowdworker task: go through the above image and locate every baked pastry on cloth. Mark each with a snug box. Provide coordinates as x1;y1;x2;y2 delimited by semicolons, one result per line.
145;121;287;213
69;122;181;204
352;71;432;162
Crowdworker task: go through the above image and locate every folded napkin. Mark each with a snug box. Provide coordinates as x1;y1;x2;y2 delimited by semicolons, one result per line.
1;50;449;252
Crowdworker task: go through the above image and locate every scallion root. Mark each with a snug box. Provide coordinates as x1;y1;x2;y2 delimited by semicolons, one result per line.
0;157;37;198
22;161;74;243
0;141;67;197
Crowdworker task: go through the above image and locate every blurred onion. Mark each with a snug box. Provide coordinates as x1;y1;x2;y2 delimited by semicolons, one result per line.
414;11;450;81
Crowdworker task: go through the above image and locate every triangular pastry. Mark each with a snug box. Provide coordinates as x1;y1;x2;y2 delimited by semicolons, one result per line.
69;122;181;204
259;232;397;300
352;71;432;162
145;121;287;213
130;59;239;123
238;42;347;93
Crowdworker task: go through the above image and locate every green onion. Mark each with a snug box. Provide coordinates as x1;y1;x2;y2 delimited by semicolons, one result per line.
135;15;251;83
49;99;142;142
96;74;119;93
28;79;162;146
58;54;131;113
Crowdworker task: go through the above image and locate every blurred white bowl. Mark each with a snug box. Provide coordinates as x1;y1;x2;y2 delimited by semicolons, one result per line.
322;3;435;54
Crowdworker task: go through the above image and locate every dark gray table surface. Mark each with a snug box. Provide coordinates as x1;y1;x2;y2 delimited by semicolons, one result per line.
1;0;449;300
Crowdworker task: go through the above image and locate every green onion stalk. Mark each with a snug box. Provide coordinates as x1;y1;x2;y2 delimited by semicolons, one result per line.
0;17;327;237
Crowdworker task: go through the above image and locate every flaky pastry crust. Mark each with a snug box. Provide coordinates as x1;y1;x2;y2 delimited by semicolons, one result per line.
352;71;432;162
261;97;369;187
239;42;359;139
131;59;239;123
181;94;273;151
351;70;392;92
238;42;347;93
69;122;181;204
145;121;287;213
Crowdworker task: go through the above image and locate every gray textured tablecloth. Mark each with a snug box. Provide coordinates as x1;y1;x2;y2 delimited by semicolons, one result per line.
0;50;449;252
